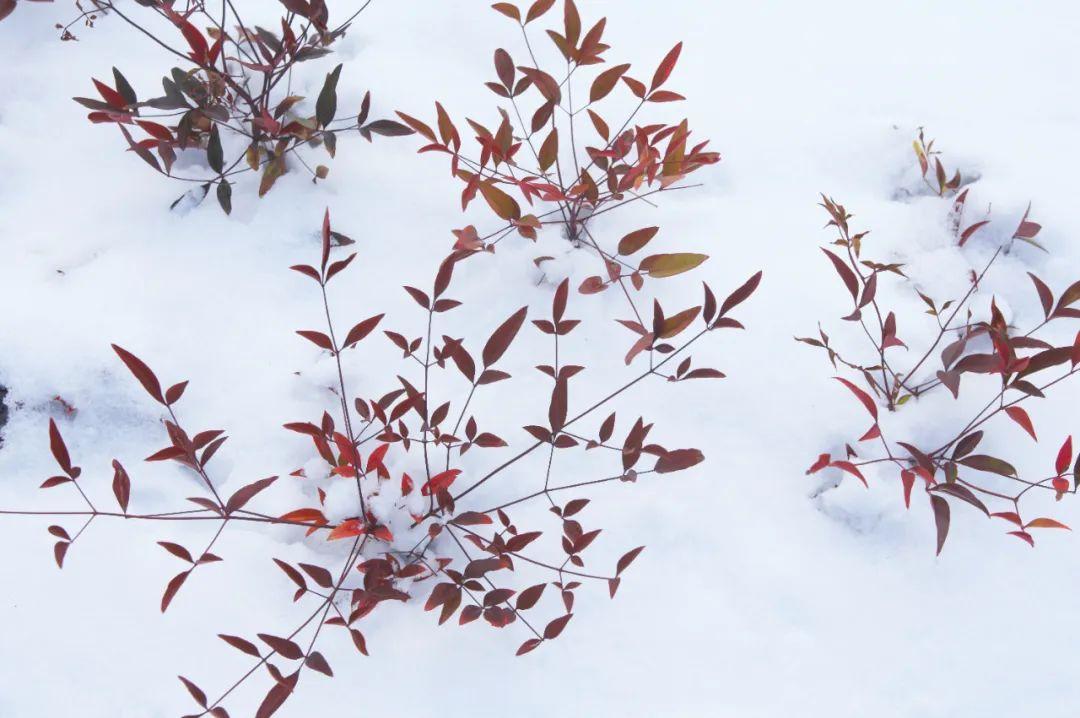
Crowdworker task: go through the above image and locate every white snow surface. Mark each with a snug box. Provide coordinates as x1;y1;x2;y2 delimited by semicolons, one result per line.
1;1;1079;716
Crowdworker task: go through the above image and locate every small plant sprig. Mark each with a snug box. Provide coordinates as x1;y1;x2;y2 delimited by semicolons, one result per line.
1;206;759;716
58;0;415;213
802;134;1080;553
399;0;723;358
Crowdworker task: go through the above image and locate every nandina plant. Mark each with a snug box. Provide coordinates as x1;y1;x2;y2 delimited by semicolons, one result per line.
2;207;760;716
398;0;721;351
53;0;414;212
802;132;1080;553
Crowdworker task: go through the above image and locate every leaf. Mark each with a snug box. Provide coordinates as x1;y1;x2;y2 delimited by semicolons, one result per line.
834;376;878;421
254;673;296;718
216;181;232;215
719;271;763;317
296;330;333;350
316;64;342;127
516;583;546;610
479;182;521;220
178;676;207;708
1008;530;1035;547
161;571;190;612
421;469;461;496
1056;436;1073;476
821;249;859;302
952;431;983;459
930;495;950;556
112;345;165;403
491;2;521;21
543;613;572;640
1026;517;1070;530
1004;406;1037;441
258;634;304;660
219;634;261;658
639;253;707;278
259;155;285;197
931;484;989;516
305;651;333;677
526;0;555;23
159;541;194;562
48;419;73;474
1029;273;1053;318
538;128;559;172
54;541;69;569
655;448;704;473
225;476;277;514
650;42;682;90
344;314;385;348
364;119;416;137
1055;280;1080;316
590;63;630;103
517;638;542;656
959;455;1017;477
483;307;528;366
617;227;658;256
616;546;644;575
206;123;223;173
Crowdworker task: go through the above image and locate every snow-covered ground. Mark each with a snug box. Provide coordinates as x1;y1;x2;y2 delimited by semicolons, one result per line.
1;1;1079;716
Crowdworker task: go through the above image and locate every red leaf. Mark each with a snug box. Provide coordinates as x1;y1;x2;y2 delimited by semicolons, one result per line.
48;419;73;474
112;345;165;403
821;249;859;302
225;476;277;514
654;448;704;473
421;469;461;496
296;330;334;351
931;495;950;556
901;469;915;509
719;271;763;318
543;613;572;640
483;307;528;366
650;42;682;91
616;546;644;575
1008;530;1035;547
258;633;304;660
344;315;385;348
161;571;190;612
306;651;333;677
516;638;542;656
1004;406;1037;441
1056;436;1073;476
178;676;207;707
834;377;878;421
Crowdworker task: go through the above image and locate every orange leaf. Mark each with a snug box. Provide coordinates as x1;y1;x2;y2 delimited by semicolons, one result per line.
1025;517;1070;530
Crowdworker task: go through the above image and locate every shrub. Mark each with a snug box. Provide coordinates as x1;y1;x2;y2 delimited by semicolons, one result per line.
398;0;720;321
4;147;756;718
802;131;1080;553
43;0;415;212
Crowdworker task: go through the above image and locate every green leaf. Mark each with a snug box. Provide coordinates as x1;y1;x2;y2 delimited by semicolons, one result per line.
316;63;343;128
639;253;708;278
111;67;138;107
207;123;224;174
959;454;1017;477
216;181;232;215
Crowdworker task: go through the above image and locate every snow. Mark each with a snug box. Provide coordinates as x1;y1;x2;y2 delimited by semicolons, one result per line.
1;1;1079;716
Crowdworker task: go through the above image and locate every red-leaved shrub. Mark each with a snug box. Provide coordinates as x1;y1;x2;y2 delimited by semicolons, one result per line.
802;131;1080;553
4;204;759;715
51;0;414;212
397;0;722;350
